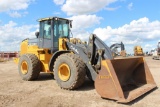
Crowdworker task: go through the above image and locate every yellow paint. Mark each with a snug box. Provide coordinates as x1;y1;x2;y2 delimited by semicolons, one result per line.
21;61;28;74
70;38;82;44
99;75;110;79
134;46;144;55
39;54;45;60
20;40;28;55
15;37;71;73
101;60;119;92
16;39;52;72
14;58;19;64
120;50;126;57
59;38;68;51
58;63;71;81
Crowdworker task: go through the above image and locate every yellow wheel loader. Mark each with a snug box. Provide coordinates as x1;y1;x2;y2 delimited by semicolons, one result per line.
14;17;156;103
134;46;144;56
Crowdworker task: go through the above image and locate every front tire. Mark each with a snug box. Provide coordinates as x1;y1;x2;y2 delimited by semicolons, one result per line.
18;54;41;81
54;53;86;90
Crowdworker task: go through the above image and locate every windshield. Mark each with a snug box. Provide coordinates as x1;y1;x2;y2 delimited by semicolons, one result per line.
54;19;69;38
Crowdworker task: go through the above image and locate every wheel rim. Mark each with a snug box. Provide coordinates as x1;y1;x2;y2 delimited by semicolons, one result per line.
21;61;28;74
58;63;70;81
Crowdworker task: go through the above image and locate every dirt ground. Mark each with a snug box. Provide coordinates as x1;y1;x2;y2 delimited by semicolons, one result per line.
0;56;160;107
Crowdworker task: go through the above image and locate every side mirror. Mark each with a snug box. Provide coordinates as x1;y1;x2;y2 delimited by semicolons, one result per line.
35;32;39;38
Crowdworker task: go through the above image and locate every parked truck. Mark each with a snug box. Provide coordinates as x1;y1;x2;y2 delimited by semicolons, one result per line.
152;42;160;59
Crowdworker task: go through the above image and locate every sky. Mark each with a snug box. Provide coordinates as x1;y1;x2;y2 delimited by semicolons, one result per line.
0;0;160;54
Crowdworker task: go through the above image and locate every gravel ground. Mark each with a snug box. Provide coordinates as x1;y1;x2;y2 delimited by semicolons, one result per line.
0;56;160;107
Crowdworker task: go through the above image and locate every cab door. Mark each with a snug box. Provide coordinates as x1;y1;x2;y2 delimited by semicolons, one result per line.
38;20;52;49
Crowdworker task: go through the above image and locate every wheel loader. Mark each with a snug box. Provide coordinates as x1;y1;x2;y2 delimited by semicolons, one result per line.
134;46;144;56
14;17;157;103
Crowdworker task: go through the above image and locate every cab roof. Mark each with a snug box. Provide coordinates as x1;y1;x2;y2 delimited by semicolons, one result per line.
38;17;71;22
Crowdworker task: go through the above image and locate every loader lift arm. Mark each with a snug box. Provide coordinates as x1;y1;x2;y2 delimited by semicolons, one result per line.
66;34;113;81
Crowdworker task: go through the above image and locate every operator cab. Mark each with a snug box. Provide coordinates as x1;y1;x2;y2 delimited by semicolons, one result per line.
36;17;72;53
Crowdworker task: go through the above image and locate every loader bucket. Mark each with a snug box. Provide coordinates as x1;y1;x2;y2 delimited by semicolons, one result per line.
95;57;157;103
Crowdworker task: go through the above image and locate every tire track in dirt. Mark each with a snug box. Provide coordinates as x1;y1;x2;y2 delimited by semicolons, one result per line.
0;94;26;107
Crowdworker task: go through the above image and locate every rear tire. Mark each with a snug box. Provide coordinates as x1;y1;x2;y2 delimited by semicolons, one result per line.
54;53;86;90
18;54;41;81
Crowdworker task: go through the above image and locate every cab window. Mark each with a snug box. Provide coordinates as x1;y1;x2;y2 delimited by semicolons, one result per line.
39;20;51;39
44;21;51;39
